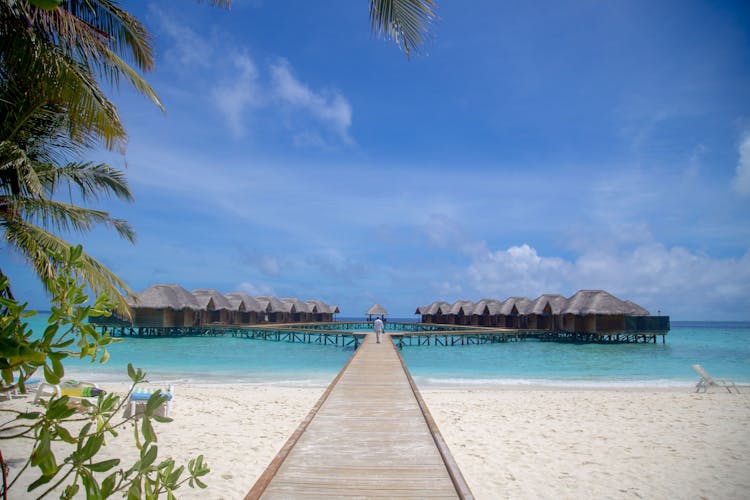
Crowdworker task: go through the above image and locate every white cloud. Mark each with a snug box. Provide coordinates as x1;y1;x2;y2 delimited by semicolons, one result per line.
211;54;261;138
464;241;750;319
270;59;353;144
150;7;212;68
152;12;353;147
732;132;750;196
467;244;571;298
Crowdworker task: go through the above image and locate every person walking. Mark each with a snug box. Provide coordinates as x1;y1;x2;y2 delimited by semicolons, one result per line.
373;317;384;344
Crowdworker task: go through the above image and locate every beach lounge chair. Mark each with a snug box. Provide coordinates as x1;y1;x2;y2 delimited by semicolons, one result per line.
34;380;102;405
125;384;174;419
692;364;740;394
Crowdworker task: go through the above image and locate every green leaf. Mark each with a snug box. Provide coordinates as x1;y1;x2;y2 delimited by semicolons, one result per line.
56;425;77;444
28;473;55;491
62;483;80;499
140;445;158;470
80;434;104;460
141;416;156;443
43;323;59;343
50;354;64;378
85;458;120;472
127;477;142;500
43;362;61;384
18;411;42;419
81;470;101;498
101;473;117;497
145;391;167;415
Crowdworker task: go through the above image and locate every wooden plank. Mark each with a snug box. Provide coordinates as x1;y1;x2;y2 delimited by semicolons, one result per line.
246;333;473;499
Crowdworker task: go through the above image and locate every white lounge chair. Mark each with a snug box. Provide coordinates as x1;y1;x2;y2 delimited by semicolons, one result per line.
692;364;740;394
125;384;174;418
34;380;102;404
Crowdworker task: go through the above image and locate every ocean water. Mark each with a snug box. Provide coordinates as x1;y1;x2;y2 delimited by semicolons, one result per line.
18;315;750;388
401;321;750;388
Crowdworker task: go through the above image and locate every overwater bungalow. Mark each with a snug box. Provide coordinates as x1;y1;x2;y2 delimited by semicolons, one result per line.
415;301;451;323
528;294;567;330
225;292;266;324
470;299;503;326
415;289;668;335
257;296;293;323
192;289;233;325
306;300;335;322
128;284;201;327
445;300;474;325
558;289;640;333
282;298;312;322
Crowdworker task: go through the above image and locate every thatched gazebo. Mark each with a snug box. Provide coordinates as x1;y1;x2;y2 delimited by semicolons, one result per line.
130;284;201;327
366;304;388;321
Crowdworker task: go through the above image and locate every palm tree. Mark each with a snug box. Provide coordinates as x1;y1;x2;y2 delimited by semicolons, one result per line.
0;0;438;312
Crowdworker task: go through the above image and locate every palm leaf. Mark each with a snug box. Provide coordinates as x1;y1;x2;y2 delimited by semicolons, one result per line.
2;218;133;315
369;0;437;58
7;196;135;243
35;162;133;202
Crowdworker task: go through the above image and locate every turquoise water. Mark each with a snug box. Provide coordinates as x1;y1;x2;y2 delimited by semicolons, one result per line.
20;315;750;387
402;322;750;387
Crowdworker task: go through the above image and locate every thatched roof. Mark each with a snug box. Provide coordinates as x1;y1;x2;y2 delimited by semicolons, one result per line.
192;289;233;311
257;296;292;313
282;298;311;313
225;293;266;313
499;297;526;315
366;304;388;315
133;284;201;310
531;294;568;315
472;299;504;316
418;290;651;319
330;305;341;314
562;290;633;315
306;300;335;314
447;300;474;315
624;300;650;316
423;301;450;315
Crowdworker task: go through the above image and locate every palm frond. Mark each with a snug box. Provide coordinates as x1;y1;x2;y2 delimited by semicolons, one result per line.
7;196;135;243
2;218;133;315
369;0;437;58
35;161;133;202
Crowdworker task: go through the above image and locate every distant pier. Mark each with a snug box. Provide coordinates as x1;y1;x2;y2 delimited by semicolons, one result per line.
97;321;668;345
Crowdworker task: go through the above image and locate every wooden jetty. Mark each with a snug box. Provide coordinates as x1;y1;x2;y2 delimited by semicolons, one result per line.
245;332;473;499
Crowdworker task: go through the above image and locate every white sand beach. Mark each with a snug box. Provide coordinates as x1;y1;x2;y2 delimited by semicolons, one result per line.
2;383;749;499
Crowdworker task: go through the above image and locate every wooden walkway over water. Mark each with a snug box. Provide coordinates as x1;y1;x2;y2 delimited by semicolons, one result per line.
245;332;473;499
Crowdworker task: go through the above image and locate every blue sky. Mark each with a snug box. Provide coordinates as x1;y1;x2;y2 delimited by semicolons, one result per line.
4;0;750;319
